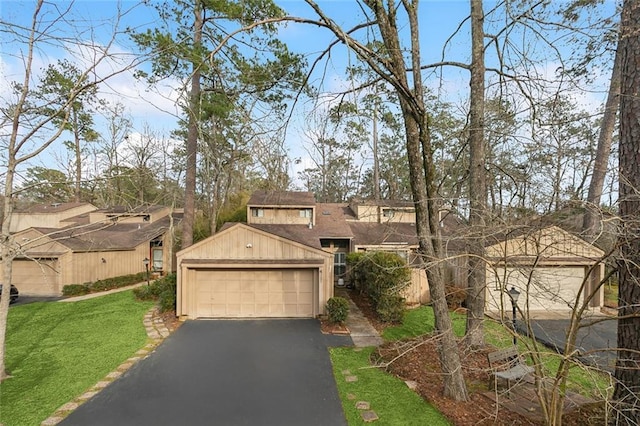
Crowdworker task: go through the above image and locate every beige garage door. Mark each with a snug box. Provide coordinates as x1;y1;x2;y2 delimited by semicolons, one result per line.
195;269;315;318
486;266;585;312
12;259;60;296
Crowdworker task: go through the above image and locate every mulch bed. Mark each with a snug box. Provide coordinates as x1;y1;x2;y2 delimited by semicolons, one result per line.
346;289;605;426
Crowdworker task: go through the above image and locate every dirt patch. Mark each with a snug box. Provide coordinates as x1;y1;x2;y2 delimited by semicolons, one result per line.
158;309;182;332
320;320;350;335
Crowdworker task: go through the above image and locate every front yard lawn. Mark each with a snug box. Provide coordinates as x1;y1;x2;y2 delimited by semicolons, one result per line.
330;347;450;425
0;291;153;426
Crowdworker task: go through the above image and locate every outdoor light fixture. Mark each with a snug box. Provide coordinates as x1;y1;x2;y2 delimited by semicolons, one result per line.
143;257;150;286
507;286;521;345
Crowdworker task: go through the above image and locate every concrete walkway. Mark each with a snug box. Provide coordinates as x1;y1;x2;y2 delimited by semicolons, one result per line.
336;288;384;347
58;282;149;302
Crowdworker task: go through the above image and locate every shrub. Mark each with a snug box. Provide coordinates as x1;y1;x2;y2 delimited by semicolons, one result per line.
347;251;410;322
376;293;405;323
134;273;177;312
326;296;349;324
62;284;90;296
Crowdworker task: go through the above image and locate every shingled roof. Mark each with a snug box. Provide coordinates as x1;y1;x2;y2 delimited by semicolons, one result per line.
32;214;179;252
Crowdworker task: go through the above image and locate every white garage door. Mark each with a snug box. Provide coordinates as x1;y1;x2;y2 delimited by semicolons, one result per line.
195;269;315;318
486;266;585;312
12;259;60;296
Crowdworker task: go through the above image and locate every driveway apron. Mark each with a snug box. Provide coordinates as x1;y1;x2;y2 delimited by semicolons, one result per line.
61;319;348;426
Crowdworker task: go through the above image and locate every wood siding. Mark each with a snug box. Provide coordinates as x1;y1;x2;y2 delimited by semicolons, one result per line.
248;207;314;226
10;204;96;233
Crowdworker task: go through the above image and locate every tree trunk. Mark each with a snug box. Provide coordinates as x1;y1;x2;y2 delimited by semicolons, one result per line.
613;1;640;423
0;158;17;380
375;0;468;401
74;109;82;203
464;0;487;349
583;37;622;241
182;1;203;250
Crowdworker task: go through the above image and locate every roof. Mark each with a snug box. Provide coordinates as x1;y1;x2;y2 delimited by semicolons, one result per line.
32;214;180;252
349;222;419;246
315;203;355;239
248;191;316;207
351;199;414;208
93;204;169;214
14;202;96;214
246;224;324;250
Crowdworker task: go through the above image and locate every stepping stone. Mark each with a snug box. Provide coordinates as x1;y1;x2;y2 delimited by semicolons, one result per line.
58;401;79;412
361;410;379;422
347;393;356;400
342;370;351;375
356;401;370;410
93;381;111;389
41;416;64;425
345;375;358;382
405;380;418;390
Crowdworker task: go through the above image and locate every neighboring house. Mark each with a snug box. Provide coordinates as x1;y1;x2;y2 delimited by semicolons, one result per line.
485;225;605;314
2;202;180;296
175;190;605;320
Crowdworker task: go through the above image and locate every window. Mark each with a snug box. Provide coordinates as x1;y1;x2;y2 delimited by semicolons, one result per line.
251;208;264;218
334;252;346;278
152;248;163;271
299;209;312;218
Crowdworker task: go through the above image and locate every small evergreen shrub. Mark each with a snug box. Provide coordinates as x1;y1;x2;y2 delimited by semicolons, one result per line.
62;284;90;296
376;293;405;323
326;296;349;324
134;274;177;312
347;251;409;323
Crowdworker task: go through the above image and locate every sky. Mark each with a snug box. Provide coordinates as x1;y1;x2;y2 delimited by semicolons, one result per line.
0;0;618;188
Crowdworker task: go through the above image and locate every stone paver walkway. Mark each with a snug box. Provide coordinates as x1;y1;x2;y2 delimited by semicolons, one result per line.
336;288;384;347
40;306;171;425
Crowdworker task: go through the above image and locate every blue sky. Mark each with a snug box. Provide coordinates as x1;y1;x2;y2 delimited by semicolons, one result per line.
0;0;618;184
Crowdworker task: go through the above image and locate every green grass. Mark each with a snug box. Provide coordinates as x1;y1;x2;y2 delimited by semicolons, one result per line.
0;291;153;425
330;347;450;425
604;283;618;308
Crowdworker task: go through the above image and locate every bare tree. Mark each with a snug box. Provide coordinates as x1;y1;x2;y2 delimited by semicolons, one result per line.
301;0;469;401
464;0;488;349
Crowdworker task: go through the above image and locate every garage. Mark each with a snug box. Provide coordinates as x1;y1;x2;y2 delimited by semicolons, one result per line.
485;226;605;314
11;258;60;296
486;266;586;312
176;223;333;320
194;269;315;318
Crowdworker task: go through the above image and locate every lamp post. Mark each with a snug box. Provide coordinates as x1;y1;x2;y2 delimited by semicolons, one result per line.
507;286;520;345
143;257;150;286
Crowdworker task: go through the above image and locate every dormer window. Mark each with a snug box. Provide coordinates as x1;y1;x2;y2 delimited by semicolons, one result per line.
299;209;312;218
251;208;264;218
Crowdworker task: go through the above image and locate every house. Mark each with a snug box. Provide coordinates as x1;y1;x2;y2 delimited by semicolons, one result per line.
176;192;435;320
175;190;605;320
3;202;180;296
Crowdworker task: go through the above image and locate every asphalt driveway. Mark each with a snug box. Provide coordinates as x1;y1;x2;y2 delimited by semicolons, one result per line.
61;319;349;426
520;315;618;372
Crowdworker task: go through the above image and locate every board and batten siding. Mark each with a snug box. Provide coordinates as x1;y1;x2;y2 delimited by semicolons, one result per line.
176;223;333;319
69;244;150;286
